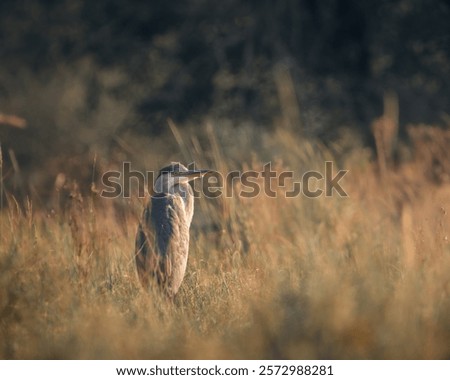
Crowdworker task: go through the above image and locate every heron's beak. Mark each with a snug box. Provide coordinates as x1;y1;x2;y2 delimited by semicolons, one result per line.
173;169;212;180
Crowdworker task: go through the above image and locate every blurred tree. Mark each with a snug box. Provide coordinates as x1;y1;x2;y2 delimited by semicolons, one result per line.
0;0;448;138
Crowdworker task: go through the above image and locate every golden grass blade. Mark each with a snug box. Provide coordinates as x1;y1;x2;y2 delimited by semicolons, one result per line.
0;113;27;129
167;118;193;163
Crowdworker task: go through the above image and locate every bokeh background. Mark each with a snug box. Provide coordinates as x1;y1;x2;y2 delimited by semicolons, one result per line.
1;0;449;199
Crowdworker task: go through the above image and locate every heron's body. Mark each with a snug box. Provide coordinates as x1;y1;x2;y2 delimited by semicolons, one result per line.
135;163;208;297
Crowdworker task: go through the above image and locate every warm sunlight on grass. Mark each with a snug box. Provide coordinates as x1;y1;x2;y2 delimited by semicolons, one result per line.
0;124;449;359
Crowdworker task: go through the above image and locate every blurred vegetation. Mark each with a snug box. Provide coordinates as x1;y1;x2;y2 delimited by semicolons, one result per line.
1;127;449;359
0;1;449;196
2;0;448;122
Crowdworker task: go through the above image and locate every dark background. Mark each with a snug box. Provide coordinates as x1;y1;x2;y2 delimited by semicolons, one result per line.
0;0;449;197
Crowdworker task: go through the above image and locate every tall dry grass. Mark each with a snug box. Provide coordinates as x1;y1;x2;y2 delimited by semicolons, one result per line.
0;123;449;359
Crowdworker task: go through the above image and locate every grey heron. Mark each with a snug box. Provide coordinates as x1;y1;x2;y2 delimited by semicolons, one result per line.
135;162;210;297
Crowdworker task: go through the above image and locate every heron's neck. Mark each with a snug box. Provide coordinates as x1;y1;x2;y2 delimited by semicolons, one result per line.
153;179;194;225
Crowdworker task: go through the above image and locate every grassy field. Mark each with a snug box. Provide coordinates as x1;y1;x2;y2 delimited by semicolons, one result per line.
0;123;449;359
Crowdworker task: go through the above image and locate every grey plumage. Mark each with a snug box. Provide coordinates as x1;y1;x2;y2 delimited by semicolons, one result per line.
135;162;209;297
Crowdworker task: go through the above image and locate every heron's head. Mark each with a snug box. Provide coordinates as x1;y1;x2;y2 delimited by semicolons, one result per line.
154;162;211;194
